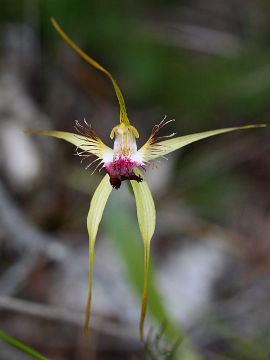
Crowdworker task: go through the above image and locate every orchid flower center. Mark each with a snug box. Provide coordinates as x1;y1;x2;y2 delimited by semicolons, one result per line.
105;123;143;189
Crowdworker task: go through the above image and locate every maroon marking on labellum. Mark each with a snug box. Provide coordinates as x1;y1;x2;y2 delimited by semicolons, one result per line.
105;158;143;189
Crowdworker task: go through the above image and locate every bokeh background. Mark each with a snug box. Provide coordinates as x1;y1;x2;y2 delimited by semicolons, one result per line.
0;1;270;359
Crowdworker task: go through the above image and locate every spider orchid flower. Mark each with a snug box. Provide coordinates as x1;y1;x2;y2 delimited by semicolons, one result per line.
25;18;266;341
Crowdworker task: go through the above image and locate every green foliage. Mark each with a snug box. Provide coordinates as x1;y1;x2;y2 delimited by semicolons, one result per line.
0;330;47;360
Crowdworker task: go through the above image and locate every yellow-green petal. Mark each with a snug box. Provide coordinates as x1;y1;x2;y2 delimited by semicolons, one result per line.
85;174;112;336
139;124;266;162
130;169;156;341
24;130;112;160
51;18;130;126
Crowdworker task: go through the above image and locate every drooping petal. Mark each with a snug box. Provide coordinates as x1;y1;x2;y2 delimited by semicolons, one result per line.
139;124;266;163
24;129;112;162
130;169;156;341
51;18;130;126
85;174;113;336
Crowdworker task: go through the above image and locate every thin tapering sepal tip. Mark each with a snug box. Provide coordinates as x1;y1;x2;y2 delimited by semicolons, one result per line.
51;17;63;33
130;172;155;342
244;123;266;128
84;326;90;338
139;123;267;163
50;17;130;126
139;290;147;342
85;174;112;339
84;285;92;338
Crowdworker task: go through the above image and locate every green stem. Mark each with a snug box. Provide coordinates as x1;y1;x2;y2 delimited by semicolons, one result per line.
0;330;47;360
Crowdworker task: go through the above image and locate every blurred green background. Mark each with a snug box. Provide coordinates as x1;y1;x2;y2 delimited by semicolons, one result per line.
0;1;269;359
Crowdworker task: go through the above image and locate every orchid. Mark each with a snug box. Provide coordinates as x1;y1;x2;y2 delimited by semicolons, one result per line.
25;18;265;341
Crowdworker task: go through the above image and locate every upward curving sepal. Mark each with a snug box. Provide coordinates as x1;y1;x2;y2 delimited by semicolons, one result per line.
130;169;156;342
139;124;266;162
85;174;113;336
51;18;130;126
